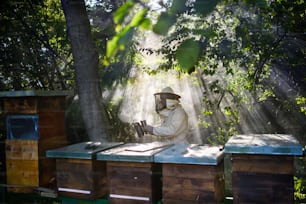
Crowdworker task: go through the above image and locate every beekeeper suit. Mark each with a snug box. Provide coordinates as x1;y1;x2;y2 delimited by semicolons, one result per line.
144;87;189;144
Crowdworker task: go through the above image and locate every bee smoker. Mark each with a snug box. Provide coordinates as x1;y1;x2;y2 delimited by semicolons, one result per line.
133;122;144;137
140;120;147;133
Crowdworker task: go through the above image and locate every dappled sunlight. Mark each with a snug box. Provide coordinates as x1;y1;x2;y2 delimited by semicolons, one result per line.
112;69;205;143
107;25;305;145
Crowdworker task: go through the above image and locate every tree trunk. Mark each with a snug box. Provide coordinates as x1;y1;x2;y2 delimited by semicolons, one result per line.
61;0;110;142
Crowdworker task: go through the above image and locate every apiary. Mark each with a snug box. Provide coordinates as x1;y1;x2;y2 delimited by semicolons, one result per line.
97;142;171;204
46;141;123;199
154;144;225;204
224;134;303;204
0;90;71;193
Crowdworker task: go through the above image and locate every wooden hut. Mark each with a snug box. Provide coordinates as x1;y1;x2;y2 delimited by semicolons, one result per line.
0;90;71;193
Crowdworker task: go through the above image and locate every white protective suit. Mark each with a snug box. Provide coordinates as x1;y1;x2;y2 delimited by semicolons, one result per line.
153;104;189;143
151;87;189;144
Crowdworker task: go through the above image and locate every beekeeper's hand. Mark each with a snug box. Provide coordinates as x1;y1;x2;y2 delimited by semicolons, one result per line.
144;125;153;135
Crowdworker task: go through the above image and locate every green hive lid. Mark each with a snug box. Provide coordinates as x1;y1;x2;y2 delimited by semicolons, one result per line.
0;90;73;97
96;142;172;162
224;134;303;155
154;143;224;165
46;141;123;159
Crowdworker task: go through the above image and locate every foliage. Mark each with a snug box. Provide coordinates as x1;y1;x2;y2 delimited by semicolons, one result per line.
0;0;137;141
108;0;306;145
0;0;73;90
296;97;306;115
105;1;151;62
295;176;306;202
1;0;305;144
294;156;306;202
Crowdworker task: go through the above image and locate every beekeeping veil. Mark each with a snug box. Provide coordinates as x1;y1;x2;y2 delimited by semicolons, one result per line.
154;87;181;113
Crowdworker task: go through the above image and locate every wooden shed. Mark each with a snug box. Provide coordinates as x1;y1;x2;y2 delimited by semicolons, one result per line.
224;134;303;204
97;142;171;204
154;143;225;204
0;90;71;193
46;141;123;199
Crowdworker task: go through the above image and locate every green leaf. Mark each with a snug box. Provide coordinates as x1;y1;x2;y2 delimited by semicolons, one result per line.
256;0;268;7
118;27;134;49
114;1;135;24
106;26;135;58
130;9;148;27
169;0;187;14
152;12;176;35
194;0;220;16
106;36;120;58
139;18;151;30
175;39;200;72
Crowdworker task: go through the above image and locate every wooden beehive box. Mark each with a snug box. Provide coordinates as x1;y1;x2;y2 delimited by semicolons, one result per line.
154;144;225;204
224;134;303;204
97;142;171;204
0;90;71;193
46;141;123;199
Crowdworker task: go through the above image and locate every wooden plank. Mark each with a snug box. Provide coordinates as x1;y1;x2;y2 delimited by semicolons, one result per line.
107;162;162;203
107;161;152;168
232;154;293;174
163;188;215;202
93;160;108;198
162;163;217;179
38;157;56;188
109;198;154;204
110;187;152;198
7;187;34;193
163;176;214;191
107;161;153;169
38;135;67;157
56;159;93;189
108;172;152;190
162;162;225;204
6;160;39;186
56;158;108;199
163;198;211;204
38;96;66;112
39;112;65;137
107;163;154;197
3;98;38;114
6;140;38;160
232;172;294;204
214;161;225;203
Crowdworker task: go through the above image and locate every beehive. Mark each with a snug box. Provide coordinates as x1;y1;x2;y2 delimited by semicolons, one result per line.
97;142;171;204
154;144;225;204
1;90;71;193
224;134;303;204
46;141;123;199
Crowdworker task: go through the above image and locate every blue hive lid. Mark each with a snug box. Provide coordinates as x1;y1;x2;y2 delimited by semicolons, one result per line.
46;141;123;159
154;143;224;165
96;142;172;162
224;134;303;155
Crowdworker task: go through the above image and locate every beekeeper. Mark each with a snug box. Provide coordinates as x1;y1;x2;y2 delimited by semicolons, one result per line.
144;87;189;143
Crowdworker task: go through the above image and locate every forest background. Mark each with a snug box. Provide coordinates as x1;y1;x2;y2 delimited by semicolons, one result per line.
0;0;305;201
